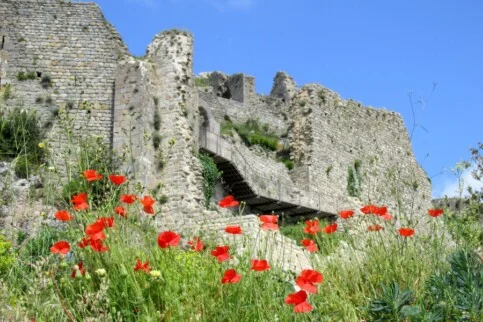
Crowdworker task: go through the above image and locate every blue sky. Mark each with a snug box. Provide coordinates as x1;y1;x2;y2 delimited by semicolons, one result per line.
94;0;483;198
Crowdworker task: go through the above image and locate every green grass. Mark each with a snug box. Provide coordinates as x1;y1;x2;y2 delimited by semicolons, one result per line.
0;106;481;321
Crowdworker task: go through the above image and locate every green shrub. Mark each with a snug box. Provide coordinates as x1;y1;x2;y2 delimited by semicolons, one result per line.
367;282;419;321
14;153;38;178
421;249;482;321
40;74;52;88
0;108;45;176
194;77;209;87
60;136;121;208
152;132;162;150
233;119;279;152
26;71;36;80
220;119;234;136
0;235;15;277
1;84;11;100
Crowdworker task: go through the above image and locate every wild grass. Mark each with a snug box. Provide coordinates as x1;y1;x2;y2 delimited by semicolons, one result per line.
0;103;481;321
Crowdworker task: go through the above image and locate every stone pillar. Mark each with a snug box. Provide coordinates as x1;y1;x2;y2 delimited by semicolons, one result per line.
145;30;205;229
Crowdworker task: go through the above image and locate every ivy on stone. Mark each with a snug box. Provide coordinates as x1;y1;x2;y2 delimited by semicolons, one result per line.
198;153;221;208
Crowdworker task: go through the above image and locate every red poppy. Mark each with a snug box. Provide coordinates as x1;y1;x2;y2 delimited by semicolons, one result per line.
218;195;240;208
71;262;86;279
304;220;321;235
90;231;106;241
360;204;378;215
324;223;338;234
225;225;242;235
211;245;232;262
109;174;127;185
368;224;384;232
99;216;114;228
188;237;204;252
143;206;155;215
71;192;87;204
55;210;73;221
398;228;415;237
141;196;155;214
250;259;270;271
120;194;137;204
338;210;354;219
71;192;88;210
86;220;105;236
428;208;444;218
141;196;155;207
114;206;127;217
381;213;393;221
221;269;241;284
50;241;70;255
83;169;103;182
296;269;324;294
285;290;313;313
157;231;180;248
90;239;109;252
259;215;279;230
78;237;90;248
134;260;151;273
374;206;388;216
301;239;318;253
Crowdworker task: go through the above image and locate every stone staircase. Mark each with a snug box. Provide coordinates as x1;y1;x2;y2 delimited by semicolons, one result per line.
199;127;343;218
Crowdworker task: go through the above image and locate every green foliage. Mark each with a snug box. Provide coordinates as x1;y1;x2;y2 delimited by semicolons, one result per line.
1;84;11;100
444;203;482;249
153;109;161;131
347;167;359;197
0;235;15;277
279;220;341;256
17;71;27;81
367;282;419;321
60;137;120;208
233;119;279;151
198;153;221;207
40;74;52;89
0;108;45;177
16;71;36;81
347;160;362;197
280;158;294;170
152;132;161;150
220;118;234;136
194;77;209;87
421;249;482;321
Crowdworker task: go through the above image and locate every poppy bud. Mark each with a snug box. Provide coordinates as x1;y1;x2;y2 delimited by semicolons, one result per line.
75;269;83;279
60;261;68;268
120;264;128;277
85;272;91;280
149;270;161;278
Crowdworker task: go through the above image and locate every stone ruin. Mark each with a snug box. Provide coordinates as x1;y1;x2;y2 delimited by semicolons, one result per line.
0;0;432;272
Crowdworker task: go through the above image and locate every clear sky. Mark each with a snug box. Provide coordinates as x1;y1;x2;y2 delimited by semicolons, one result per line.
93;0;483;198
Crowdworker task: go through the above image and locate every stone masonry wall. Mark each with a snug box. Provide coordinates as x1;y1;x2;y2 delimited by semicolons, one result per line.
0;0;127;163
290;84;432;218
144;31;213;229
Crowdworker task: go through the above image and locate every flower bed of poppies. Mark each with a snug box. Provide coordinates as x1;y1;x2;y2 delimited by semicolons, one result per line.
0;169;481;321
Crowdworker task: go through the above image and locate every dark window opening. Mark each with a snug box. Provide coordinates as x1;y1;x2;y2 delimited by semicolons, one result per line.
1;36;5;49
36;72;42;78
218;86;231;99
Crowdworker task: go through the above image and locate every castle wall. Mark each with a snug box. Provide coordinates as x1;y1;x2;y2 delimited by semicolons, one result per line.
0;0;127;154
290;84;432;217
198;90;288;135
